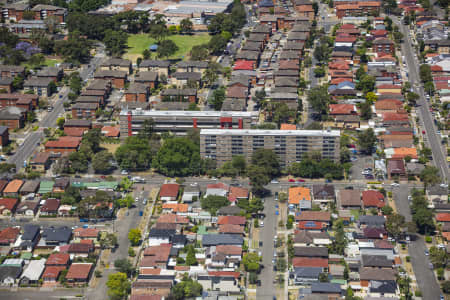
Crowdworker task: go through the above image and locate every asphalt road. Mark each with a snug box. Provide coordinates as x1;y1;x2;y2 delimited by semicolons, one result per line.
256;194;276;300
8;49;106;171
0;289;85;300
393;185;442;300
398;18;449;182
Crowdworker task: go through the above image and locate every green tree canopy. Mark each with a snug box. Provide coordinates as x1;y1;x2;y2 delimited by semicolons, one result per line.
171;274;203;300
128;228;141;246
154;137;201;176
157;39;179;58
106;272;130;300
357;128;376;154
92;151;115;174
115;136;154;171
251;148;280;178
307;85;331;119
201;195;229;215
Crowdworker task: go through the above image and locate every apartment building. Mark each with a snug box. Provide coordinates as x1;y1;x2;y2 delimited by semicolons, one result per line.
119;109;258;137
200;129;340;167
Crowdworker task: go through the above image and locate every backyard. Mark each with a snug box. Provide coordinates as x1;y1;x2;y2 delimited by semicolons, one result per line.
124;33;211;62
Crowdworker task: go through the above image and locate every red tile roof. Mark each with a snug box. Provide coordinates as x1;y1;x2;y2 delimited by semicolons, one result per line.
208;271;240;278
295;211;331;222
217;216;246;226
330;78;353;85
3;180;23;194
139;268;162;275
66;263;92;280
0;198;18;212
383;112;409;121
0;227;20;243
101;126;120;137
370;29;388;37
74;227;100;238
159;184;180;198
42;266;65;279
219;224;244;234
362;190;385;208
68;243;93;253
228;186;249;202
207;182;229;190
292;257;328;268
233;60;254;71
377;84;402;89
46;253;70;266
431;65;443;72
45;136;82;149
143;243;172;263
41;198;60;212
375;99;403;110
63;127;86;137
340;24;356;29
329;104;357;115
436;213;450;222
216;245;242;256
335;36;357;43
156;214;189;224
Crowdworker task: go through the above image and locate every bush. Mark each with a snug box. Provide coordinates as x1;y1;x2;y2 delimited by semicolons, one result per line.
253;219;259;228
406;256;410;262
415;290;422;297
425;236;432;243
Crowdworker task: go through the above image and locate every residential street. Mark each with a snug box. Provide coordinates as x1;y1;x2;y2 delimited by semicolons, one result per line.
393;185;442;300
7;49;107;171
256;194;276;300
398;18;449;181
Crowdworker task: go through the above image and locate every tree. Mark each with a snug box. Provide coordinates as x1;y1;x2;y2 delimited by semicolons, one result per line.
148;15;169;42
92;151;114;174
356;74;376;93
207;34;228;55
203;64;220;87
142;49;151;59
22;11;35;20
331;219;347;255
242;252;261;272
251;149;280;178
314;67;325;77
231;155;246;175
180;18;193;34
424;81;435;95
113;259;134;277
185;244;198;266
54;31;92;64
190;45;208;61
128;228;141;246
28;53;45;69
56;117;65;130
365;91;377;103
359;100;372;120
442;281;450;294
68;151;89;173
381;205;393;216
171;274;203;300
420;166;441;188
386;213;406;240
357;128;376;154
307;85;331;119
429;246;448;268
100;233;118;249
154;137;201;176
407;92;419;106
201;195;229;215
355;65;366;81
209;86;226;110
115;136;154;171
157;39;178;58
247;165;270;196
69;72;83;95
106;272;130;300
419;64;433;83
272;102;296;126
313;42;329;62
12;74;24;90
276;258;287;272
312;2;319;15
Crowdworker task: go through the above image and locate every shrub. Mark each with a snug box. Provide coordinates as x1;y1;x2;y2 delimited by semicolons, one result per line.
425;236;432;243
406;256;410;262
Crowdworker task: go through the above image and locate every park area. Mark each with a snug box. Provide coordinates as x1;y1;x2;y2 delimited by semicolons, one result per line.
124;33;211;62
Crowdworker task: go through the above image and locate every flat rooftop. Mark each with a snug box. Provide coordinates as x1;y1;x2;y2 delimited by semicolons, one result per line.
121;109;258;118
200;129;341;137
147;0;232;15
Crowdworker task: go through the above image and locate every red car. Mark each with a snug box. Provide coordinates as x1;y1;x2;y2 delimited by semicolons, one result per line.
297;179;305;182
422;130;426;134
348;144;356;148
288;179;295;182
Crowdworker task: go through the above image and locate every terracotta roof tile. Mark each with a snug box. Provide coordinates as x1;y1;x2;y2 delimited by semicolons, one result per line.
42;266;65;279
46;253;70;265
66;263;92;280
292;257;328;268
217;216;246;225
159;184;179;198
3;180;23;193
362;190;385;208
289;187;311;204
436;213;450;222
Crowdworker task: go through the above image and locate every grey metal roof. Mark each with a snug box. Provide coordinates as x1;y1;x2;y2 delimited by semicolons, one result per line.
177;61;208;68
202;234;243;246
22;224;40;241
310;282;341;294
0;265;22;281
42;226;72;243
359;215;385;225
294;246;328;257
292;267;322;278
362;255;392;268
139;60;171;68
24;77;53;87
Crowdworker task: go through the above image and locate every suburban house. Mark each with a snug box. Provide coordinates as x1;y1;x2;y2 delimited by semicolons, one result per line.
289;187;312;210
15;202;38;216
176;61;208;74
20;259;45;285
135;71;158;89
0;126;9;146
71;102;99;119
40;199;60;216
159;184;180;202
29;152;52;172
65;263;93;286
3;180;23;197
160;89;197;103
44;136;82;154
36;67;63;82
0;198;19;215
125;83;149;102
312;185;336;204
339;189;361;209
94;70;127;89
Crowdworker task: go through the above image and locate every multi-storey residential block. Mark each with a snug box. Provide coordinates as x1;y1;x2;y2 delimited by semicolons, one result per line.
119;110;258;137
200;129;340;167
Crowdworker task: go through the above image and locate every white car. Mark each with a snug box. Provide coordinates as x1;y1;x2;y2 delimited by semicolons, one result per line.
391;183;400;187
440;184;448;188
270;179;279;184
260;221;264;227
121;170;129;175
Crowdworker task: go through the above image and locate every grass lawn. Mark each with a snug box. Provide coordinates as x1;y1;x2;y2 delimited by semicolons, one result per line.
44;58;62;67
124;33;211;62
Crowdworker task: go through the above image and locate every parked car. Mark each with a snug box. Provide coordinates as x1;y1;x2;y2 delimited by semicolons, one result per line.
288;179;295;182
